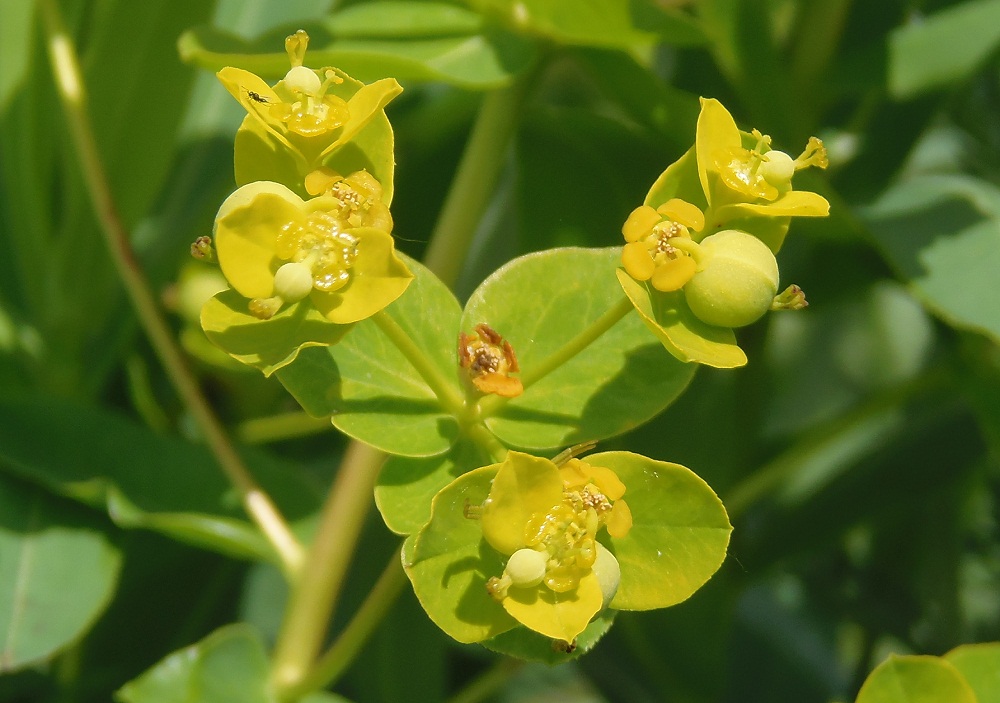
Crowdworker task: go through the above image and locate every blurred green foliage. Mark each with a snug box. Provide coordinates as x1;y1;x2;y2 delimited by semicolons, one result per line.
2;0;1000;701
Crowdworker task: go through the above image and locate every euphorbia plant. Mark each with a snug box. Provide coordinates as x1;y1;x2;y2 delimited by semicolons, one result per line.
172;29;831;688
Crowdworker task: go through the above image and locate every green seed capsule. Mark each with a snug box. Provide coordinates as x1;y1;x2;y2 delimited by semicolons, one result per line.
683;230;779;328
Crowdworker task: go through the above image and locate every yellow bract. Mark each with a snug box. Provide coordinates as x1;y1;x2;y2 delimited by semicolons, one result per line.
480;452;632;642
621;198;705;292
697;98;830;217
212;180;412;324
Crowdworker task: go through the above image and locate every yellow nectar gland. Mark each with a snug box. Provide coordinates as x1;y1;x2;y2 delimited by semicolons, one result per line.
248;211;358;320
494;482;616;600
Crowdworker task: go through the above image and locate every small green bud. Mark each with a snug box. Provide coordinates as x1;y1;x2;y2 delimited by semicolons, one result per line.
684;230;779;328
505;548;547;588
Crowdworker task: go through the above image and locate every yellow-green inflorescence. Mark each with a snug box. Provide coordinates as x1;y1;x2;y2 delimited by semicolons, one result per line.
480;453;633;642
621;98;829;330
212;172;411;324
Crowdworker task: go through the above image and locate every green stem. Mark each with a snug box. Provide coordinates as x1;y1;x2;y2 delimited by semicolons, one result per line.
237;411;332;444
271;441;385;692
283;550;408;701
723;372;945;520
38;0;304;575
421;78;531;287
372;310;467;416
478;296;635;418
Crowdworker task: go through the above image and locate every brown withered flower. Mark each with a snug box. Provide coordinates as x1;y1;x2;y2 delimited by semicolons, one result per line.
458;323;523;398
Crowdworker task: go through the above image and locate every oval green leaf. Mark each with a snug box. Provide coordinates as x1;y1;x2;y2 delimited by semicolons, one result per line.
475;0;705;49
0;395;320;563
616;268;747;368
276;255;464;457
376;440;492;535
863;173;1000;345
465;247;697;450
587;451;731;611
0;476;121;672
856;654;977;703
179;18;537;90
116;623;271;703
404;466;517;644
945;642;1000;703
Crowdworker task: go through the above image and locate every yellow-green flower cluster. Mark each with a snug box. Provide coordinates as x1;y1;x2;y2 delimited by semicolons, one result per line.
620;98;828;332
480;453;632;642
200;31;411;364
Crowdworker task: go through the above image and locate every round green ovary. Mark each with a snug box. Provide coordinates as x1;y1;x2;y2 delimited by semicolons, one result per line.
684;230;779;328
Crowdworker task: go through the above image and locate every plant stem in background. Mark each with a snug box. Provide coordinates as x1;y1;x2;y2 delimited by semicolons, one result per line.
421;77;532;287
271;440;385;692
284;549;408;700
38;0;304;575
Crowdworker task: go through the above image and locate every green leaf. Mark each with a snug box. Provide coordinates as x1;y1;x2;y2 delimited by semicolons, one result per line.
855;654;977;703
0;395;320;562
375;440;491;535
0;475;121;672
0;0;33;113
589;452;731;611
616;269;747;368
945;643;1000;703
481;609;615;663
115;623;273;703
465;248;697;450
179;15;537;90
277;255;463;456
201;289;354;377
889;0;1000;99
862;174;1000;344
472;0;705;49
327;1;484;39
404;466;517;644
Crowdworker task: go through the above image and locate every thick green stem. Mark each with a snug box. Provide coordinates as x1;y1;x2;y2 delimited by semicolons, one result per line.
372;310;467;416
283;550;408;701
421;79;531;287
39;0;303;574
478;296;635;418
271;441;385;692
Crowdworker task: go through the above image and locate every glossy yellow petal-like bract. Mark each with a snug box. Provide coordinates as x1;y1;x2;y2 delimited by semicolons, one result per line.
481;453;564;556
502;571;604;642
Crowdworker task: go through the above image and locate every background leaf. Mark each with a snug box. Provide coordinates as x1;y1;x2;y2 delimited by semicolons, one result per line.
0;395;320;562
116;624;272;703
465;248;697;449
889;0;1000;98
863;173;1000;344
0;474;121;672
179;10;538;89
